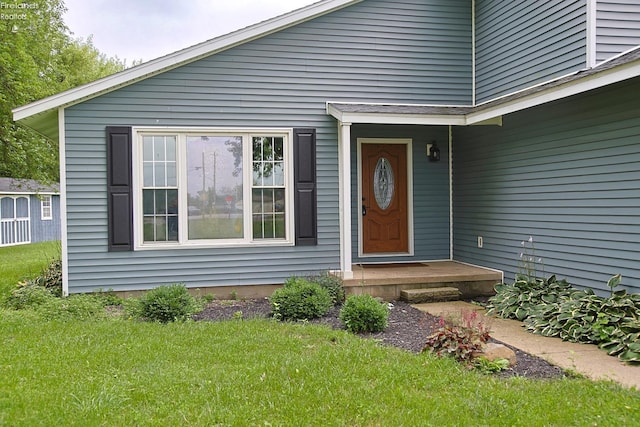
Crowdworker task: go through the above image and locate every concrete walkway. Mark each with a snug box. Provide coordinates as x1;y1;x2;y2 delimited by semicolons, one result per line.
414;301;640;390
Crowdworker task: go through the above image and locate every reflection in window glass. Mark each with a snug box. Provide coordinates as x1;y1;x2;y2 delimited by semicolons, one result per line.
252;136;285;239
186;136;243;240
142;189;178;242
142;136;178;242
143;136;176;187
139;132;289;245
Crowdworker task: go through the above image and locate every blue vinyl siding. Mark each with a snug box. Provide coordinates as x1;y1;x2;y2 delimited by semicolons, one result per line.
30;195;61;243
63;0;472;293
453;77;640;294
350;125;451;263
475;0;587;103
596;0;640;63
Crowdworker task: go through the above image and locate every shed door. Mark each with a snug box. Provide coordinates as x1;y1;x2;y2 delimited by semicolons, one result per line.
361;143;408;254
0;196;30;246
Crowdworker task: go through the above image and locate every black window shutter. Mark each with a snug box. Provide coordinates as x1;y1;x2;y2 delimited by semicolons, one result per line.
106;126;133;251
293;128;317;246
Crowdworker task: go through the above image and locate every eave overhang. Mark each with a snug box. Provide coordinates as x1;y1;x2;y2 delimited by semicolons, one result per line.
326;102;498;126
12;0;364;142
328;46;640;127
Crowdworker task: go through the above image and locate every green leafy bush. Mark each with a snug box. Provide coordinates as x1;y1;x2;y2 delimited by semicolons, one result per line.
339;294;389;333
36;294;108;321
422;310;490;363
490;274;640;363
307;272;345;304
4;283;56;310
270;277;332;321
136;284;199;323
3;284;112;321
473;357;510;374
31;258;63;297
486;275;573;321
524;287;640;362
93;289;124;306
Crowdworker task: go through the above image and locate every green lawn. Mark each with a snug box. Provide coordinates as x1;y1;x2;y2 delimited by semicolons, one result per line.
1;243;639;426
0;241;60;298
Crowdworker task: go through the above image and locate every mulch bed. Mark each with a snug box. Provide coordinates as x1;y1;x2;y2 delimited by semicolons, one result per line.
193;299;566;380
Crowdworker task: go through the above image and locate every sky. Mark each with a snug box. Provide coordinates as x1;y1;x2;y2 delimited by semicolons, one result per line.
63;0;320;65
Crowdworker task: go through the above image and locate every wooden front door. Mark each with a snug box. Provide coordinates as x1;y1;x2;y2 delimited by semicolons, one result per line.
361;143;408;254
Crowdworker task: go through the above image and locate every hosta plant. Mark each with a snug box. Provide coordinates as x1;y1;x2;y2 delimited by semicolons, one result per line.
525;282;640;362
492;273;640;363
486;275;572;321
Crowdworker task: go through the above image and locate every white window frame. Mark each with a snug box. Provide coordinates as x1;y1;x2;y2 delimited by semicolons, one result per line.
41;195;53;220
132;127;295;250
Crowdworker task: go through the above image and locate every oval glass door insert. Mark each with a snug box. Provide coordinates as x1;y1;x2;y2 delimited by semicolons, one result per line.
373;157;394;210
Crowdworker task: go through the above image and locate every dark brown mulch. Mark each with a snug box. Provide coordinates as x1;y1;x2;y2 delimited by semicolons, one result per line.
193;298;566;380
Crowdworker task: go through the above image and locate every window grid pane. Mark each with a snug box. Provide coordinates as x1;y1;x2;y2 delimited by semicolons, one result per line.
143;189;178;242
251;136;286;240
41;196;52;219
252;188;285;239
142;135;178;243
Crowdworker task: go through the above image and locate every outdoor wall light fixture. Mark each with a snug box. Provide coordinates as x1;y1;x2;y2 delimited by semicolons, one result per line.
426;141;441;162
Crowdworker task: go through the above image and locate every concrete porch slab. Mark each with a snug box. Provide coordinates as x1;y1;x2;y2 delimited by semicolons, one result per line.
343;261;502;300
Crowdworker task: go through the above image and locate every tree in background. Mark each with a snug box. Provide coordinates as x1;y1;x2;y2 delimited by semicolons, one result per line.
0;0;127;183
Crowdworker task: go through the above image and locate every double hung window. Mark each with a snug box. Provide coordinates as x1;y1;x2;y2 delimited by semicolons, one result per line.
41;195;53;220
136;129;292;248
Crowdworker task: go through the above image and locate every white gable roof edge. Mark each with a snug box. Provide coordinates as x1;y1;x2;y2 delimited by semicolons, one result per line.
13;0;361;122
327;45;640;125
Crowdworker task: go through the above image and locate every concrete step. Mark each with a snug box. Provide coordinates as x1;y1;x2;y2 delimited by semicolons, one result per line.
400;286;461;303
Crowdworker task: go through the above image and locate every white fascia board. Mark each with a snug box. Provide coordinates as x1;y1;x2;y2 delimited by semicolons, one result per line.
467;60;640;124
350;113;468;126
13;0;362;122
0;191;58;195
326;104;469;126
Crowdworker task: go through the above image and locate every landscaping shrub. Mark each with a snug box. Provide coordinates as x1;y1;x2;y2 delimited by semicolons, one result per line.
136;284;199;323
485;275;573;321
422;310;490;363
339;294;389;333
36;294;108;321
270;277;332;321
489;273;640;363
307;272;345;304
3;283;56;310
93;289;124;307
32;258;63;297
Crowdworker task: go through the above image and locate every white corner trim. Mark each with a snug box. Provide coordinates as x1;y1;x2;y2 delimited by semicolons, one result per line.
14;0;362;122
338;121;353;277
471;0;477;106
448;125;453;260
58;108;69;297
586;0;597;68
